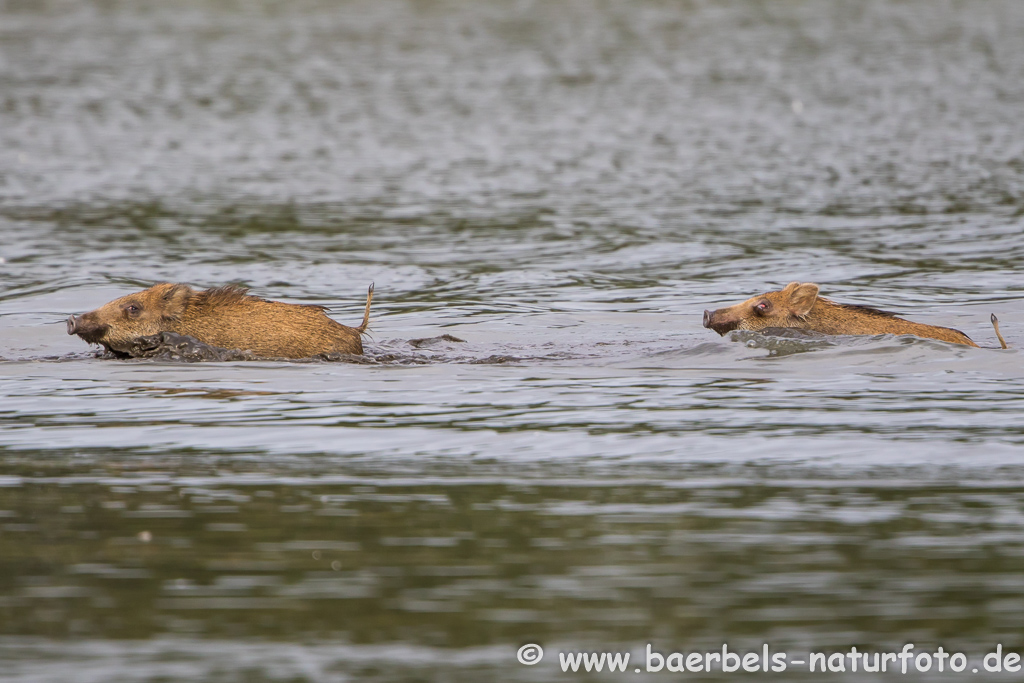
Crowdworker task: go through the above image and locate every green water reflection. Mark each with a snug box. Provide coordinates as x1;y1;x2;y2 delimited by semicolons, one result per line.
2;453;1022;652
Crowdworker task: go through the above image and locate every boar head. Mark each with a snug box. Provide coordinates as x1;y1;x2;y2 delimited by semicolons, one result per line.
703;282;820;335
67;283;193;356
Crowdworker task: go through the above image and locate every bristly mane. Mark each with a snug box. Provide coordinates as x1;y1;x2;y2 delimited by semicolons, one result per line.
197;284;261;308
195;285;327;311
821;297;901;319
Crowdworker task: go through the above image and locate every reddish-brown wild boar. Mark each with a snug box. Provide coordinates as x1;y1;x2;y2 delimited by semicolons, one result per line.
702;282;998;347
67;283;373;359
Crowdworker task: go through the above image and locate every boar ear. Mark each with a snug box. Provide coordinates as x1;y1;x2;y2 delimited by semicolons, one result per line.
788;283;820;316
160;284;192;320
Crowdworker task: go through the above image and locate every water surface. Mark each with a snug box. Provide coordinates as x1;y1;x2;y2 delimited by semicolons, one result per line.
1;1;1023;680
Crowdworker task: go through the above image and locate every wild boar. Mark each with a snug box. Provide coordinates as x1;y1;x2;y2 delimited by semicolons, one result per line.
702;282;991;347
67;283;373;359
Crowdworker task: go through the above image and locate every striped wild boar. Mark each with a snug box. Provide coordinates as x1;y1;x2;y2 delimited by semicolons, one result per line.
67;283;373;359
702;282;1006;348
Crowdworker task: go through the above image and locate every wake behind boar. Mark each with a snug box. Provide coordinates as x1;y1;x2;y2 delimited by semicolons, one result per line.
703;282;995;347
67;283;373;359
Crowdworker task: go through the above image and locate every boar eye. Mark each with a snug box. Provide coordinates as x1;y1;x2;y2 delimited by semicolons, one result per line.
125;304;142;316
754;301;771;314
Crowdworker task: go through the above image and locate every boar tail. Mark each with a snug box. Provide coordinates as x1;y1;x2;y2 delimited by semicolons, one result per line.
356;283;374;333
991;314;1009;349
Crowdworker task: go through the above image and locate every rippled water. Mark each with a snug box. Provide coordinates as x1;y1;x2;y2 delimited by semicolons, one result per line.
2;0;1024;680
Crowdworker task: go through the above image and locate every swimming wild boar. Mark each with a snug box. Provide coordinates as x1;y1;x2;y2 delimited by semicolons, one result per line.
67;283;373;359
702;282;1001;347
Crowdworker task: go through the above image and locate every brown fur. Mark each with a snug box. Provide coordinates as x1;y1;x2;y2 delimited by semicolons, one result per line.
703;282;978;347
68;283;373;359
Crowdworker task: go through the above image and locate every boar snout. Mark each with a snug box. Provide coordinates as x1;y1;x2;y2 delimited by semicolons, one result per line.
703;309;739;335
66;315;77;335
67;313;110;345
